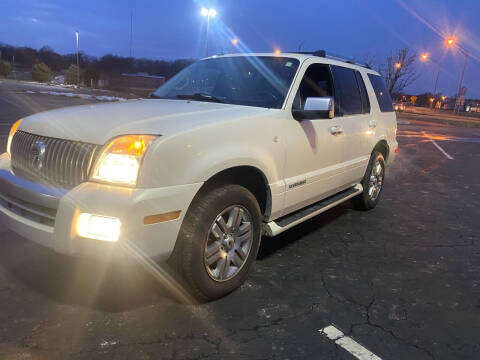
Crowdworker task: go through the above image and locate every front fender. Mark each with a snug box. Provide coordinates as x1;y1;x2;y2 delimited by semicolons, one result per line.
138;113;286;190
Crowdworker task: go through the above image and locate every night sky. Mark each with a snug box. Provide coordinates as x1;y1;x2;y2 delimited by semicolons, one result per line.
0;0;479;97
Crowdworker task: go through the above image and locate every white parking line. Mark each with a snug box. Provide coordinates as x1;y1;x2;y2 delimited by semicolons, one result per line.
319;325;382;360
430;139;454;160
422;132;454;160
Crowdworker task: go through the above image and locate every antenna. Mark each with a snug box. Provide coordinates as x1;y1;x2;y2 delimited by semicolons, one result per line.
129;8;133;57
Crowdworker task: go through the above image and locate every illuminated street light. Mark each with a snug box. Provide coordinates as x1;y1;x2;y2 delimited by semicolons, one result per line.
446;37;455;47
231;38;238;46
274;48;281;56
441;96;446;101
201;7;217;57
395;62;402;69
420;53;429;62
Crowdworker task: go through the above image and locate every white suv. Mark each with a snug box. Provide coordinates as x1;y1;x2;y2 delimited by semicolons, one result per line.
0;52;398;300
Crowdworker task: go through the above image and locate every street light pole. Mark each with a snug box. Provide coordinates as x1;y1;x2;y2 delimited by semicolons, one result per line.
12;55;16;80
206;14;210;57
201;8;216;57
454;52;468;114
420;53;442;109
433;62;440;97
445;37;469;114
75;30;80;85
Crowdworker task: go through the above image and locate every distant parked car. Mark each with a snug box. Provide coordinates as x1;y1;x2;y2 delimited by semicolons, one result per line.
393;102;405;112
50;75;65;85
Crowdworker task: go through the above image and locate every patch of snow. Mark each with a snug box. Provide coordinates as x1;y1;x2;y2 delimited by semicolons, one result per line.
95;95;127;102
26;90;126;102
99;340;119;348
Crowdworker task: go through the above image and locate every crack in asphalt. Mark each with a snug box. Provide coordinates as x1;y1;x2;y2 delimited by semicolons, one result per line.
69;332;222;359
319;272;437;360
66;317;289;359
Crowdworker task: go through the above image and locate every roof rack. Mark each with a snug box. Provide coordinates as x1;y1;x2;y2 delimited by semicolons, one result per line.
291;50;371;69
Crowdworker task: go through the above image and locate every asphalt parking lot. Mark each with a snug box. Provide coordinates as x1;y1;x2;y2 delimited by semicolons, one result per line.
0;80;479;360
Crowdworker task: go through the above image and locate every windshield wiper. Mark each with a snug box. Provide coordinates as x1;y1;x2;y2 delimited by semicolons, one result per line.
176;93;225;103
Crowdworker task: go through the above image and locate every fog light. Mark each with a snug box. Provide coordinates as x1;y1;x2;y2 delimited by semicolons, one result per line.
77;213;121;242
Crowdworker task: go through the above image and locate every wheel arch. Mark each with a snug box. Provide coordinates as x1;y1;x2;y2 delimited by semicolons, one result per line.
373;140;389;162
195;166;272;220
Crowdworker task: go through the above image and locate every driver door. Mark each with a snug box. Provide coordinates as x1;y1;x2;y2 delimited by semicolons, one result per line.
282;60;347;215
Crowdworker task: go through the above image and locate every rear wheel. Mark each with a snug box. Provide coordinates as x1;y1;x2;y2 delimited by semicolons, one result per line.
170;184;262;301
351;151;385;211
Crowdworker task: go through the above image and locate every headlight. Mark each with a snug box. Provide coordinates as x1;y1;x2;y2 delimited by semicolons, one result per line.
91;135;157;186
7;119;23;156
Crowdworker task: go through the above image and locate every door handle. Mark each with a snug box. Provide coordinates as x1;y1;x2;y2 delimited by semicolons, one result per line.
329;126;344;136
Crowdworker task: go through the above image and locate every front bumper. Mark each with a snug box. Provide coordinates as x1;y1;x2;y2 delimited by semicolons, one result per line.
0;153;202;262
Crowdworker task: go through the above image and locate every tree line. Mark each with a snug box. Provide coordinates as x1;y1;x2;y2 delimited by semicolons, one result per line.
3;42;471;105
0;43;194;82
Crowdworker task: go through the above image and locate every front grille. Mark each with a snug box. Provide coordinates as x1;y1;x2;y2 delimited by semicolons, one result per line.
11;131;101;189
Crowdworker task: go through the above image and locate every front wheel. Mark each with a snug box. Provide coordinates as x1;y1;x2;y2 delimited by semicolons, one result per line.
351;151;385;211
170;184;262;301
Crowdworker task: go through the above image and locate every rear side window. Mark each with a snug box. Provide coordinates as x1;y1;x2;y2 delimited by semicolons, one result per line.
331;66;362;115
355;71;370;114
367;74;394;112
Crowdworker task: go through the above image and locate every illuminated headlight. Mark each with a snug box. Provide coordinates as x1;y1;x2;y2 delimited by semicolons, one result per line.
77;213;121;242
7;119;23;156
96;154;140;185
91;135;157;186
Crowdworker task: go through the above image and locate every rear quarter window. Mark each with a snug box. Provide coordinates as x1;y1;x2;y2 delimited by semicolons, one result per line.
367;74;394;112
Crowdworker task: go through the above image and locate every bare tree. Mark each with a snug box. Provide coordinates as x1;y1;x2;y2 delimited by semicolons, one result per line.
357;54;379;72
381;48;417;95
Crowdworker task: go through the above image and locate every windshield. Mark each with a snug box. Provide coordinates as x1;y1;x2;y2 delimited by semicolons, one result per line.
153;56;300;109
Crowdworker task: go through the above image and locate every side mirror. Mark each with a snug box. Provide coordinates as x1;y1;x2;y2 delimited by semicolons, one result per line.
292;97;335;120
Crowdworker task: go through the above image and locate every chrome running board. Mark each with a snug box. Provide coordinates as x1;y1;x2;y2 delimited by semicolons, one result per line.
263;184;363;237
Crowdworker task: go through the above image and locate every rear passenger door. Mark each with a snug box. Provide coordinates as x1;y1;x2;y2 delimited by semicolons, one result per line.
330;65;374;185
282;61;348;215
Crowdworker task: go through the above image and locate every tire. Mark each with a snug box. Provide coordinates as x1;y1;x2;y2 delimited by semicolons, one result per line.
351;151;385;211
170;184;262;301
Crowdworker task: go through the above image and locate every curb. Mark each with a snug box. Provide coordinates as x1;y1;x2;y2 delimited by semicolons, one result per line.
0;135;6;153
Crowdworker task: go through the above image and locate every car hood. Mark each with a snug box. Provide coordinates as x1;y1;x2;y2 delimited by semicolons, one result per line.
19;99;270;145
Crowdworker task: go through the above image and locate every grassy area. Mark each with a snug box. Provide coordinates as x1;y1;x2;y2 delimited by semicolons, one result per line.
403;106;480;121
398;112;480;128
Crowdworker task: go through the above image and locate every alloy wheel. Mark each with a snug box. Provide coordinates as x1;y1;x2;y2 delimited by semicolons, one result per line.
204;205;254;282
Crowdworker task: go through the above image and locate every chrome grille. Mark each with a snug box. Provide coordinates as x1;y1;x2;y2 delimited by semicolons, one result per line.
10;131;101;189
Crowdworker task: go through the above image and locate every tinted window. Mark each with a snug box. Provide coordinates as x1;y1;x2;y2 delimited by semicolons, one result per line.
355;71;371;114
331;66;362;115
293;63;333;110
367;74;394;112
